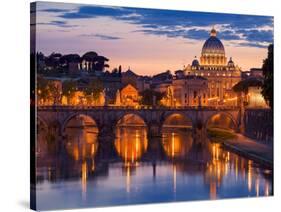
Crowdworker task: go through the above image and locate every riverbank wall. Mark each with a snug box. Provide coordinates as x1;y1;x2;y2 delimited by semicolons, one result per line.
244;109;273;144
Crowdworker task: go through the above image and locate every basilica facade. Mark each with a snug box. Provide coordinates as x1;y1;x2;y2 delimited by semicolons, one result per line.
183;28;241;106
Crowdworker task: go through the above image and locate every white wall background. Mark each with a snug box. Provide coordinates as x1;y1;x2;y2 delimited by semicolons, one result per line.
0;0;279;211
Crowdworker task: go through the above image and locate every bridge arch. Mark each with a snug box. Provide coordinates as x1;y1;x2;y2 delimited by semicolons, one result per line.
114;112;149;163
36;116;50;155
61;113;100;135
116;112;148;127
37;115;48;131
205;111;238;132
162;112;194;129
161;112;194;159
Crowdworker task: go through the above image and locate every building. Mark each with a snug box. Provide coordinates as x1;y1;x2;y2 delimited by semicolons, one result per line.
151;71;173;94
249;68;263;78
241;68;263;80
247;86;268;108
136;76;151;92
120;84;140;106
233;76;268;108
172;75;209;106
121;68;139;88
183;28;242;106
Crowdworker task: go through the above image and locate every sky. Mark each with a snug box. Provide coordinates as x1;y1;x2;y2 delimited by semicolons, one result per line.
32;2;274;76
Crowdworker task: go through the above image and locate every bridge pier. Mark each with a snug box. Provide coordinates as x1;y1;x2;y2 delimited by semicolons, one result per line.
45;122;65;155
96;125;118;160
144;137;166;161
193;121;208;146
147;122;162;138
237;97;246;134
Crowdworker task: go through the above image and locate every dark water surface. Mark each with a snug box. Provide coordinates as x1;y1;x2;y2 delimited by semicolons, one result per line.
35;126;273;210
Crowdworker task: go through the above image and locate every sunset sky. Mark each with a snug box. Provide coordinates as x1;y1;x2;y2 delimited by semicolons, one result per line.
33;2;274;76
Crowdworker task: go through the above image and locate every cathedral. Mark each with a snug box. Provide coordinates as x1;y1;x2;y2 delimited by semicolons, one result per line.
183;28;242;106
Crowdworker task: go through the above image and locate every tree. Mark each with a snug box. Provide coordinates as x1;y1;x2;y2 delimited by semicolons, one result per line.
59;54;81;73
84;78;104;102
37;77;50;103
93;55;109;71
140;89;164;106
82;51;98;61
59;54;80;64
62;80;77;104
45;52;62;70
261;44;273;109
233;78;263;94
48;82;61;105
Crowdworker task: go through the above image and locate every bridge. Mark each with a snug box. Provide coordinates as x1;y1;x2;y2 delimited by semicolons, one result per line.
37;106;244;142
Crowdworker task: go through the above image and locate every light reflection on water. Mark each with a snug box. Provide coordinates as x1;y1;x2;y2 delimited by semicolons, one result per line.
36;125;273;210
115;127;148;165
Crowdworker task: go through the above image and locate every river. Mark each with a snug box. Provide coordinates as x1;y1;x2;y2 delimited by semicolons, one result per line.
35;125;273;210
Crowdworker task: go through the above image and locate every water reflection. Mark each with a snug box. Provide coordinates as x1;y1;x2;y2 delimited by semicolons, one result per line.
162;128;193;160
115;127;148;165
204;142;272;199
207;113;235;131
65;127;98;161
36;121;273;210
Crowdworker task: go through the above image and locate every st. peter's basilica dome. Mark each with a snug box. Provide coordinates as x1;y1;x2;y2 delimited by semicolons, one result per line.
200;28;227;66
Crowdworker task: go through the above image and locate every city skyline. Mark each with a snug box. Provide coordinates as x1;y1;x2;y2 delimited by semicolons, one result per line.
34;2;273;75
32;2;273;210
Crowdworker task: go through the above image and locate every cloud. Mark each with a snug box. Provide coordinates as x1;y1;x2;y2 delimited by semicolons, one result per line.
40;8;71;13
235;42;269;48
184;29;209;40
59;6;131;19
37;20;78;28
79;33;122;40
237;29;273;43
52;5;273;48
219;30;242;40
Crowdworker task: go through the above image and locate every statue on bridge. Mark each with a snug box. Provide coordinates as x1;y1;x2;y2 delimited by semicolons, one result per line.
99;89;106;106
115;89;121;106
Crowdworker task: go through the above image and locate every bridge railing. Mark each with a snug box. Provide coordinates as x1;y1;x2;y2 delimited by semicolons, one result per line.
37;105;240;111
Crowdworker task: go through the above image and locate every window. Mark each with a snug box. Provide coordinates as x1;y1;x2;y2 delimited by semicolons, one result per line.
194;91;197;98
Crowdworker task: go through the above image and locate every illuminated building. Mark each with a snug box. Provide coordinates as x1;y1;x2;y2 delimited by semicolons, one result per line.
172;75;208;106
241;68;263;79
158;75;208;107
233;76;268;108
120;84;140;106
183;28;242;106
247;87;268;108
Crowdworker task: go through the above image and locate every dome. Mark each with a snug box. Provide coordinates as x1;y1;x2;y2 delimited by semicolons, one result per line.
201;28;225;56
228;57;235;67
192;57;200;67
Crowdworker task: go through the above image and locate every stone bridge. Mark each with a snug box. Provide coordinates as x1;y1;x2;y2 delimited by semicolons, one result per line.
37;106;244;140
